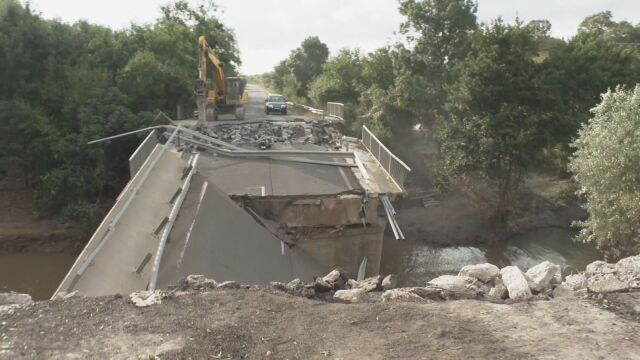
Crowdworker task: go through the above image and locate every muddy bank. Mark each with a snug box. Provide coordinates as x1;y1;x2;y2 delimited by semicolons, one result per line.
0;229;85;255
1;286;639;359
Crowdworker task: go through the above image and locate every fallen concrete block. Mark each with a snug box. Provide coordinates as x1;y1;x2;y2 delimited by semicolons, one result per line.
129;291;164;307
587;273;629;293
381;288;424;303
500;266;532;301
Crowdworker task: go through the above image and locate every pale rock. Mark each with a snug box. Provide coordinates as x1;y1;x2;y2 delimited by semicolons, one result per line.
526;261;560;292
488;278;508;300
552;284;573;298
129;291;164;307
184;275;217;290
345;279;360;289
615;255;640;278
333;288;367;303
381;288;424;302
322;269;346;290
286;278;304;292
427;275;478;293
354;275;382;292
381;274;398;290
585;261;615;275
500;266;532;300
0;292;33;306
459;263;500;282
563;274;588;291
216;281;240;289
587;273;629;293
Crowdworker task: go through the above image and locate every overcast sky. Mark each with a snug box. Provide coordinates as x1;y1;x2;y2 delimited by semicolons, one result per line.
30;0;640;75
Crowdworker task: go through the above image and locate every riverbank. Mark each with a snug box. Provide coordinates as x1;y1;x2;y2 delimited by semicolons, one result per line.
1;285;639;359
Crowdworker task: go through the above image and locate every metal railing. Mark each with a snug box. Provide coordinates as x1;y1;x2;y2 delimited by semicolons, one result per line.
128;129;159;178
327;102;344;120
361;125;411;190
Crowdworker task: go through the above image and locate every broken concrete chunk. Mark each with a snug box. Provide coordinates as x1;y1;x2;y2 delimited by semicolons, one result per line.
0;292;33;306
322;269;347;290
345;279;360;289
216;281;240;289
129;291;164;307
500;266;532;301
381;274;398;290
353;275;382;292
183;275;217;290
488;278;508;300
313;277;333;293
333;288;367;303
458;263;500;283
381;288;424;303
563;274;588;291
286;278;304;292
427;275;477;293
526;261;560;292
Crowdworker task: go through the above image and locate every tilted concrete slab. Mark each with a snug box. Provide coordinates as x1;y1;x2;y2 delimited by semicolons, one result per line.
196;153;361;196
156;176;327;287
55;146;188;297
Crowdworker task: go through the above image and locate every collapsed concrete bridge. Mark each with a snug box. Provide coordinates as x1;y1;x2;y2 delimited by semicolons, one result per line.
54;84;410;297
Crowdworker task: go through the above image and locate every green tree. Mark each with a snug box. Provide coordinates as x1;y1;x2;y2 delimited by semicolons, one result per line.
437;20;551;224
569;85;640;259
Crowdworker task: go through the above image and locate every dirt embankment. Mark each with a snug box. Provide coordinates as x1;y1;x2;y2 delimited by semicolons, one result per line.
389;132;584;246
1;287;639;359
0;177;86;255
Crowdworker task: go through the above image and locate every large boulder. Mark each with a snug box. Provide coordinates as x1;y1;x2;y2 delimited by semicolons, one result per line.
500;266;532;301
459;263;500;283
0;292;33;306
333;288;367;303
427;275;479;293
563;274;588;291
526;261;560;292
587;273;629;293
585;261;615;275
615;255;640;279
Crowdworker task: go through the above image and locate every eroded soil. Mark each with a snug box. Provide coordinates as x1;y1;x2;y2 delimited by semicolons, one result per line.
1;288;639;359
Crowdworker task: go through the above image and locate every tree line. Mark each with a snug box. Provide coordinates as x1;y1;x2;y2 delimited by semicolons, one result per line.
0;0;240;227
261;1;640;258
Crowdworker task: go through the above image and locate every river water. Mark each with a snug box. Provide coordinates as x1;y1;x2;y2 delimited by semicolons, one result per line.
0;253;76;300
380;227;603;286
0;228;602;300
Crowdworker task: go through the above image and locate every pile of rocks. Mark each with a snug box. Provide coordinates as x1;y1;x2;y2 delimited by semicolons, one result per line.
571;255;640;294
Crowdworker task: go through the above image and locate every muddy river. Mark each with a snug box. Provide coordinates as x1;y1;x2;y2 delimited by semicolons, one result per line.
0;228;602;300
380;227;603;286
0;253;76;300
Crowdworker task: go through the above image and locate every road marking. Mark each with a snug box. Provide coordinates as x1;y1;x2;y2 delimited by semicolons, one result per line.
178;181;208;268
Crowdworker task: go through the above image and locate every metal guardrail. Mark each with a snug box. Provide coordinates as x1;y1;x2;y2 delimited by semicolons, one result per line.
129;129;159;178
327;102;344;120
361;125;411;190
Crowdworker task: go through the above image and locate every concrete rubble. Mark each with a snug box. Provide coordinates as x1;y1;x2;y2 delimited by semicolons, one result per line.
208;120;343;149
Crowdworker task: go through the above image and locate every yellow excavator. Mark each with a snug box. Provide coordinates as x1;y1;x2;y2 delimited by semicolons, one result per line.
196;35;248;126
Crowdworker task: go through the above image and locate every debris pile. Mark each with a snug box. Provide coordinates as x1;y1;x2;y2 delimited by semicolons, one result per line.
208;121;342;149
